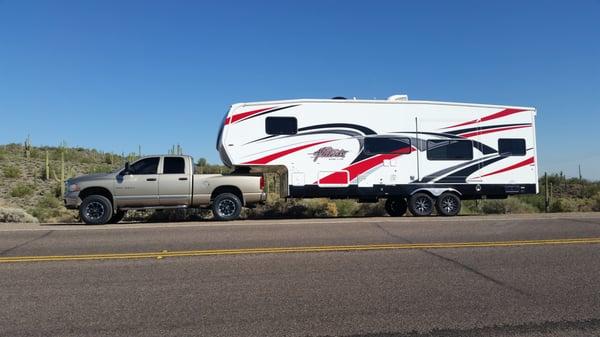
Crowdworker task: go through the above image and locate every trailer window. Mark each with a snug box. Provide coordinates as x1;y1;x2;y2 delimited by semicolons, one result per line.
163;157;186;174
427;140;473;160
364;137;411;155
498;138;526;156
266;117;297;135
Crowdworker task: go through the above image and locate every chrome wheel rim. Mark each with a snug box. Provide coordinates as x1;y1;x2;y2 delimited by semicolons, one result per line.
85;201;105;220
218;199;236;217
415;197;432;214
441;196;457;214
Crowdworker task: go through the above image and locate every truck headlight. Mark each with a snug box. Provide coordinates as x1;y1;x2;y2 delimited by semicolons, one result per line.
68;183;80;192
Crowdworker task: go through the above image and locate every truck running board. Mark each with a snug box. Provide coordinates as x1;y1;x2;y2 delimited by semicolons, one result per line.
120;205;190;211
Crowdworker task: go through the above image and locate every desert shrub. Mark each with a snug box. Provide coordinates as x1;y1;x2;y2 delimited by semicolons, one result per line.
354;200;387;217
481;197;538;214
29;194;64;222
296;199;337;217
333;199;359;217
88;164;114;174
460;200;480;215
592;193;600;212
3;165;21;178
0;207;39;223
550;197;594;213
480;200;506;214
10;183;34;197
515;194;545;212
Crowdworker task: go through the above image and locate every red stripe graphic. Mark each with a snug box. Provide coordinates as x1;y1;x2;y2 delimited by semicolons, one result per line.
226;107;274;125
319;171;349;184
318;147;416;184
459;125;531;138
243;140;331;165
444;108;528;129
481;156;535;177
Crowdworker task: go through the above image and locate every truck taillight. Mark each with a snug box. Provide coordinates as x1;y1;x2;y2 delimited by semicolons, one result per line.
260;175;265;190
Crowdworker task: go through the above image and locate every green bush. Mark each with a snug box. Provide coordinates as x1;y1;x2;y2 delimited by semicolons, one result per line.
3;165;21;178
10;183;34;197
333;199;359;217
481;197;539;214
593;193;600;212
550;197;594;213
29;194;64;222
0;206;39;223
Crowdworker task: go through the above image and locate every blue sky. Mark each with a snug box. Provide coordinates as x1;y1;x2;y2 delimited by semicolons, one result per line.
0;0;599;178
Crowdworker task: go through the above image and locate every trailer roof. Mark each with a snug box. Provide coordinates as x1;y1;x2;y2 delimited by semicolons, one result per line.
236;98;536;111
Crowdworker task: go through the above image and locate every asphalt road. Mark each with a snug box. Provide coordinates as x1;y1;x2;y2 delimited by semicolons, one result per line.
2;213;600;337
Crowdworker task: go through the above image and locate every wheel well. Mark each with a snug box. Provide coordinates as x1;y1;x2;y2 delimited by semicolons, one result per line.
79;187;114;206
211;186;244;205
410;188;462;198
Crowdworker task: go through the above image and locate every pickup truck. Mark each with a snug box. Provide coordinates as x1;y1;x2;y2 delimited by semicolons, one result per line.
63;155;265;224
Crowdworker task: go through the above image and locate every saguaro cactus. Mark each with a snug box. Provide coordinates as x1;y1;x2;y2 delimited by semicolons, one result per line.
45;150;50;180
24;135;32;158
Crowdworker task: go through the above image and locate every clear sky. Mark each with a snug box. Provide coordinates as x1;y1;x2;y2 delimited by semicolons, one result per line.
1;1;599;178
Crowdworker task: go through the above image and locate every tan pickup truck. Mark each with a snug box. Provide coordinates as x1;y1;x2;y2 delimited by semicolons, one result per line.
64;155;265;224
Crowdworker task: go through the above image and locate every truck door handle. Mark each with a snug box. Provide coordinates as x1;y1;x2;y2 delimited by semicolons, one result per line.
178;177;188;181
146;178;157;181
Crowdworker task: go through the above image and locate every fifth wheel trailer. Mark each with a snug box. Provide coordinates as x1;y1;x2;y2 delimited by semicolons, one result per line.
216;95;538;216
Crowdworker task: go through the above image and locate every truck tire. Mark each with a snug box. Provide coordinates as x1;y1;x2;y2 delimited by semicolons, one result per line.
212;193;242;221
108;210;127;224
79;195;113;225
385;198;407;217
436;192;461;216
408;192;434;217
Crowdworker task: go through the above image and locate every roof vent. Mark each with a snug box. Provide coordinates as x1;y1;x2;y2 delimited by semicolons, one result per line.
387;94;408;101
331;96;347;100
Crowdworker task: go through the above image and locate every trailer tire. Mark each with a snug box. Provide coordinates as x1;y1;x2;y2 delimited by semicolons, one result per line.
108;210;127;224
408;192;434;217
212;193;242;221
385;198;407;217
79;195;113;225
436;192;461;216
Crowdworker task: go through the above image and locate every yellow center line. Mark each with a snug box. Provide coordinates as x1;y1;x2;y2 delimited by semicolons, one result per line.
2;237;600;263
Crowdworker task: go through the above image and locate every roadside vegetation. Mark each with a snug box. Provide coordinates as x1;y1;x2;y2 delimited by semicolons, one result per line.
1;141;599;223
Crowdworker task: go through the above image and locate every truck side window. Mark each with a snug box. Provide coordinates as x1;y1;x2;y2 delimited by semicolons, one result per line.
427;140;473;160
265;117;297;135
130;157;160;175
498;138;526;156
163;157;186;174
364;137;411;155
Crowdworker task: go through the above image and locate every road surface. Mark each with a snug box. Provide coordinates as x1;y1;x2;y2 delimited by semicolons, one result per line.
2;213;600;337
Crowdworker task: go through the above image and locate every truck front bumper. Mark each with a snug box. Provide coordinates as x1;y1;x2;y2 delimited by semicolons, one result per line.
63;191;81;209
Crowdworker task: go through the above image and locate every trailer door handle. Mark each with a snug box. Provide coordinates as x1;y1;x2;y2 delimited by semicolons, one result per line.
146;178;157;181
178;177;188;181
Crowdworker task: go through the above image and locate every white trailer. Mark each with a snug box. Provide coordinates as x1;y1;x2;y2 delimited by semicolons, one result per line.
216;95;538;216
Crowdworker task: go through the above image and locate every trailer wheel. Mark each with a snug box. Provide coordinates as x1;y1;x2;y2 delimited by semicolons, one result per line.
385;198;407;217
408;192;434;216
436;192;461;216
212;193;242;221
79;195;113;225
108;210;127;224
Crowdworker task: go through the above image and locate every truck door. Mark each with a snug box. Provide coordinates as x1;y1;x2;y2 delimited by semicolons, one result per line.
114;157;160;207
159;156;192;206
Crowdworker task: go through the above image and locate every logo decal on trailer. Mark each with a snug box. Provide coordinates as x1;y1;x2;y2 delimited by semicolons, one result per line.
310;147;349;162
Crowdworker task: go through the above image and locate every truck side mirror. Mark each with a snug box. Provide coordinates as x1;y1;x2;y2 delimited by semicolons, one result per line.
122;162;132;175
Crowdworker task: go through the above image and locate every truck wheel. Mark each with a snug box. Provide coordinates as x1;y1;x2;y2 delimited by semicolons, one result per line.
108;210;127;224
79;195;113;225
436;192;461;216
385;198;407;217
408;192;434;216
212;193;242;221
